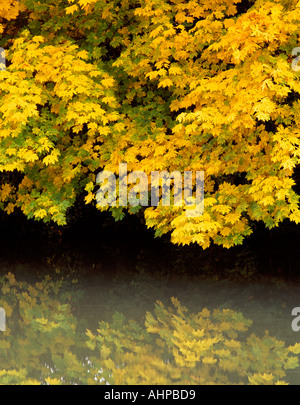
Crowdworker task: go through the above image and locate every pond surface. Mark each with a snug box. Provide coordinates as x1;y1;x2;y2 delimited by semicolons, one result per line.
73;270;300;384
1;212;300;384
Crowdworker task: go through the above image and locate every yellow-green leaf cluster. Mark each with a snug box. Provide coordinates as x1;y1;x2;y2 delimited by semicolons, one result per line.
1;0;300;248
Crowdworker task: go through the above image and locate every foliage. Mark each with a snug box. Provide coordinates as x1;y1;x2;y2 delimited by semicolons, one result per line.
0;272;86;384
0;273;300;385
85;297;300;385
0;0;300;247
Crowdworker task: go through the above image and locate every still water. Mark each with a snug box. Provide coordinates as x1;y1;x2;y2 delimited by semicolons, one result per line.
1;264;300;385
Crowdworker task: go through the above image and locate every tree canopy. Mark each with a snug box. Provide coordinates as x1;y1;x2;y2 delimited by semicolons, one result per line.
1;0;300;248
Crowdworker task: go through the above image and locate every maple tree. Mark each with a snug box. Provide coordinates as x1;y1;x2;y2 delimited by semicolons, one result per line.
0;0;300;248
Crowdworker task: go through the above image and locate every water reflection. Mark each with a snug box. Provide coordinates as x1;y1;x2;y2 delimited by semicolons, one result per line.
0;270;300;385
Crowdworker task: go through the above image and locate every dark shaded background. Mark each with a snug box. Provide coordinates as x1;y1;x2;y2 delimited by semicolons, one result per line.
1;194;300;283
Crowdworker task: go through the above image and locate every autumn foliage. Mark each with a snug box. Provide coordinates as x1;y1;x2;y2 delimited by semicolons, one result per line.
1;273;300;385
1;0;300;248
